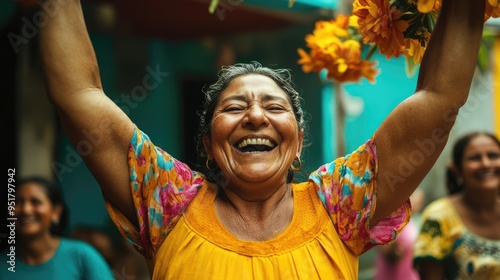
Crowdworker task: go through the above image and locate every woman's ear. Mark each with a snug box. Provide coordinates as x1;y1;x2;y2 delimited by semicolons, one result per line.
51;203;63;224
450;164;462;178
203;134;212;159
297;129;304;158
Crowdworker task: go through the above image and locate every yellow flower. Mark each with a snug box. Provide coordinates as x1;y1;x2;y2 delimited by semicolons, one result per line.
420;0;500;20
485;0;500;19
353;0;409;59
309;16;350;40
405;38;426;64
349;15;360;28
330;40;378;83
297;16;379;83
417;0;441;13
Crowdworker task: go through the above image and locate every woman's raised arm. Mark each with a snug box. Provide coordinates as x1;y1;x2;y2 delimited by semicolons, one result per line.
39;0;137;226
371;0;486;226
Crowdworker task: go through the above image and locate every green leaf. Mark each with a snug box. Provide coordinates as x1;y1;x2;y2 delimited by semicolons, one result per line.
477;43;489;73
209;0;220;14
404;55;418;78
365;44;378;61
476;30;495;73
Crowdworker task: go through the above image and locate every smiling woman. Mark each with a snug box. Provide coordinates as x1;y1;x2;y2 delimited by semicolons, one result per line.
0;177;114;280
414;132;500;279
200;70;304;187
36;0;488;279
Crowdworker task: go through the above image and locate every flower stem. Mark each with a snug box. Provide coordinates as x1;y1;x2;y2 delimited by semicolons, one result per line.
365;44;378;60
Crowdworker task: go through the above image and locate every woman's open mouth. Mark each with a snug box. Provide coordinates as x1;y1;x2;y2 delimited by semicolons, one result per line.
236;138;277;153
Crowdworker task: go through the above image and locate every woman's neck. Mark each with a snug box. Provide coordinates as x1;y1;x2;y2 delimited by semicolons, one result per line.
218;183;291;220
215;183;294;241
460;188;500;212
19;233;60;265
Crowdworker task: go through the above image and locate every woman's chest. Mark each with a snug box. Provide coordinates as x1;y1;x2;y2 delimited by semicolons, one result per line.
452;231;500;279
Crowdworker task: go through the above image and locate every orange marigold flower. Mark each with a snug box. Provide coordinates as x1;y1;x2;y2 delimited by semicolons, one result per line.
298;14;379;83
404;39;426;64
403;25;430;64
313;16;350;38
353;0;409;59
421;0;498;20
417;0;441;13
485;0;500;19
298;39;378;83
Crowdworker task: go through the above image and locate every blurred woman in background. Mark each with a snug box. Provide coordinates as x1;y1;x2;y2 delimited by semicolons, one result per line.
414;132;500;279
0;177;114;280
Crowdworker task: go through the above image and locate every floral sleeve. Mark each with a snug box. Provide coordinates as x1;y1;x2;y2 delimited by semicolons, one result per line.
104;127;205;259
309;138;411;255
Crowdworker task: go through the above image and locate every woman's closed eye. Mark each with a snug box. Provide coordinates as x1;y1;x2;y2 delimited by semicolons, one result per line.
266;105;287;112
223;105;245;112
488;152;500;160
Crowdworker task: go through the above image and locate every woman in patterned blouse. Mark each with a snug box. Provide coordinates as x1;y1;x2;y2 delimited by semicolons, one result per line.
38;0;486;278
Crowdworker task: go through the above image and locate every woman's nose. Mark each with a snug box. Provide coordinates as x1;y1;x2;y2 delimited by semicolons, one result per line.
17;201;32;215
243;104;268;128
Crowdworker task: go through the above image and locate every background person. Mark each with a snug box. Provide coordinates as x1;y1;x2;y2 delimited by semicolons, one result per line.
38;0;486;278
69;225;116;267
414;132;500;279
0;176;114;280
70;224;151;280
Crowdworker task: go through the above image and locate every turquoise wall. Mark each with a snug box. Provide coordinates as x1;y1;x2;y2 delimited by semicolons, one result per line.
322;53;419;161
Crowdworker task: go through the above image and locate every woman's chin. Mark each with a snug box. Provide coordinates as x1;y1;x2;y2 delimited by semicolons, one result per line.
234;166;285;183
16;225;45;239
17;230;43;239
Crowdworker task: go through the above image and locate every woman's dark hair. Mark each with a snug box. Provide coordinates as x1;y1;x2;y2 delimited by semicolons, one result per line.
447;131;500;194
18;176;68;236
196;61;308;183
445;164;462;195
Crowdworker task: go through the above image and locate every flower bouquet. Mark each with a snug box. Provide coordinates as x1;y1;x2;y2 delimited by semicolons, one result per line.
297;0;500;84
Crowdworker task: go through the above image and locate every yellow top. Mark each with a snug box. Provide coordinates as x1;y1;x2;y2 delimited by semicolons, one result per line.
152;181;358;279
414;197;500;279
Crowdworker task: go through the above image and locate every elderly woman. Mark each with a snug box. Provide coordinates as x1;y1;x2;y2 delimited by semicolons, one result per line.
39;0;486;278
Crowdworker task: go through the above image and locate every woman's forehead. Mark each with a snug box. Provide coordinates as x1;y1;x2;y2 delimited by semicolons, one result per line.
221;74;289;100
465;135;500;153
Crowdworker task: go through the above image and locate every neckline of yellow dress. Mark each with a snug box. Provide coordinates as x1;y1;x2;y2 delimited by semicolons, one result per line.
443;196;500;243
183;181;330;256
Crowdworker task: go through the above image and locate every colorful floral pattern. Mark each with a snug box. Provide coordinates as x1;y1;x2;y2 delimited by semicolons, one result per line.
414;198;500;279
310;138;411;255
105;127;204;258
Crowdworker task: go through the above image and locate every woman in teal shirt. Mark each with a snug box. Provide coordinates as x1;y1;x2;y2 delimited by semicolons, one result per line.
0;177;114;280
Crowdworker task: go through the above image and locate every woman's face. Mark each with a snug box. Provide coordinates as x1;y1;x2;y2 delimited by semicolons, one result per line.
461;135;500;192
204;74;303;189
15;182;61;238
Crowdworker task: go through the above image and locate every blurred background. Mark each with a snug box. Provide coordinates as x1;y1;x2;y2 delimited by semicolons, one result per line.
2;0;500;278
